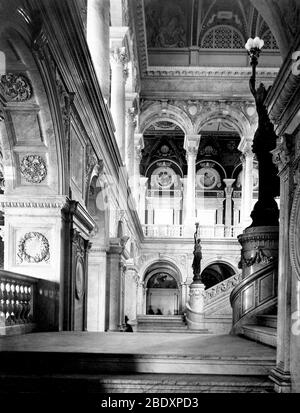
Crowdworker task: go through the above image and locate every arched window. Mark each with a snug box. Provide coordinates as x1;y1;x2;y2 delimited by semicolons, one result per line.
200;25;245;49
261;29;279;50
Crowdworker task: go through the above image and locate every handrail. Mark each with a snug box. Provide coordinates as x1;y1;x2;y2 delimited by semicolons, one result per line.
204;272;242;305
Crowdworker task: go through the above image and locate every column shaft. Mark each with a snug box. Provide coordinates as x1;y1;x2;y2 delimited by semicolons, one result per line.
87;0;110;100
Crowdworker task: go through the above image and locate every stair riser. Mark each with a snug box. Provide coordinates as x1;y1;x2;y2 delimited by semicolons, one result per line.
0;378;274;394
241;329;277;348
0;354;275;376
256;318;277;329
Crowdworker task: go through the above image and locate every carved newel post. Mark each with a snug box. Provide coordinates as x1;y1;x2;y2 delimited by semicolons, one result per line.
186;223;206;330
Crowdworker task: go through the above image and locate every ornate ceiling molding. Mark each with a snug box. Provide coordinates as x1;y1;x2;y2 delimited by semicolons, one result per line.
132;0;148;75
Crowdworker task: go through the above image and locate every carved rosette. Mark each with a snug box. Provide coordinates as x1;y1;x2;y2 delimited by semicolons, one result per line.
20;155;47;184
0;73;33;102
17;232;50;264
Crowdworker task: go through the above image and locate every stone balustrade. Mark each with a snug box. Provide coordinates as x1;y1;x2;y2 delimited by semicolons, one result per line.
0;270;59;334
204;272;243;305
142;224;243;239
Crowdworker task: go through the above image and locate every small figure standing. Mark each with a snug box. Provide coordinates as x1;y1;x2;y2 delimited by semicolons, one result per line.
148;305;154;315
124;315;133;332
192;222;202;283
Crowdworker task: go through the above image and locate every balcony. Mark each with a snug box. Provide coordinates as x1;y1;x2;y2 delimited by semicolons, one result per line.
142;224;244;239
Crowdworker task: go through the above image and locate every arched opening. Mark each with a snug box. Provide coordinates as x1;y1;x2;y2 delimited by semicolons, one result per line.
143;260;182;316
201;263;235;290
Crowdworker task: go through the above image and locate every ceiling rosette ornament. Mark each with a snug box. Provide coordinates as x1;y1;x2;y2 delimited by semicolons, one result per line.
0;73;33;102
20;155;47;184
17;232;50;264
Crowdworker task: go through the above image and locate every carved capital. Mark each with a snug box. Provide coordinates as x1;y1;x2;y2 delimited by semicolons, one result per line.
271;135;293;175
127;107;137;127
110;47;128;70
184;134;201;159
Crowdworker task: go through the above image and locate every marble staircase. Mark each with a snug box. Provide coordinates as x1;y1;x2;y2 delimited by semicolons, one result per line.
0;332;276;393
240;315;277;348
136;315;209;333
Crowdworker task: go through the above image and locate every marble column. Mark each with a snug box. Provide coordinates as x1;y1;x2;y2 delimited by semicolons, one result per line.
87;247;107;331
106;238;125;331
133;133;144;206
224;179;235;237
240;147;254;228
125;104;137;172
269;137;292;392
124;263;139;322
110;46;128;161
139;177;148;225
137;281;145;315
184;134;201;237
87;0;110;101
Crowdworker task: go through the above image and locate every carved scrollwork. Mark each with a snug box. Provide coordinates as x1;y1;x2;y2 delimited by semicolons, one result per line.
0;73;33;102
20;155;47;184
17;232;50;264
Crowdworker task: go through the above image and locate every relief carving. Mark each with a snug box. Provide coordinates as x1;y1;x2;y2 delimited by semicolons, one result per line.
0;73;33;102
20;155;47;184
17;232;50;264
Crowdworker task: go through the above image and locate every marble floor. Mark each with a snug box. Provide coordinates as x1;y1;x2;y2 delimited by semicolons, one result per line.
0;332;276;359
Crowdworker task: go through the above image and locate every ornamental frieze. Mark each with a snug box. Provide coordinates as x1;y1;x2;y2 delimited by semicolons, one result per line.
0;73;33;102
20;155;47;184
17;232;50;264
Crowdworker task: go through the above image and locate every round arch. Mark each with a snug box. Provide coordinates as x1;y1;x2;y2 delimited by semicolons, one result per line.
143;259;183;316
139;103;194;135
194;107;252;139
200;261;237;289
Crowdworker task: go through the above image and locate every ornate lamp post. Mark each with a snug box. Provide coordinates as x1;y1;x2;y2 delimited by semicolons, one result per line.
244;37;280;227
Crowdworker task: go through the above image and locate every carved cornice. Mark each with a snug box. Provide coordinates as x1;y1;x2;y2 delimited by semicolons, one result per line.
0;197;68;209
145;67;279;79
133;0;148;74
268;72;300;128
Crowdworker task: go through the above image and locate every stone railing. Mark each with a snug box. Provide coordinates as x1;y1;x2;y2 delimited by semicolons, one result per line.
0;271;36;327
142;224;243;239
146;189;182;198
143;224;184;238
0;269;59;334
204;272;243;305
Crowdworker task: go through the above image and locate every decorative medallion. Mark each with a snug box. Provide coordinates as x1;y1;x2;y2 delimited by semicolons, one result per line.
151;166;177;189
196;166;221;189
0;73;33;102
20;155;47;184
18;232;50;264
75;259;84;300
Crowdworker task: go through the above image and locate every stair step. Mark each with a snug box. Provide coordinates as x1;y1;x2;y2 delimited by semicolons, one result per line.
0;350;275;376
0;373;275;393
137;329;208;334
241;325;277;348
256;315;277;329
